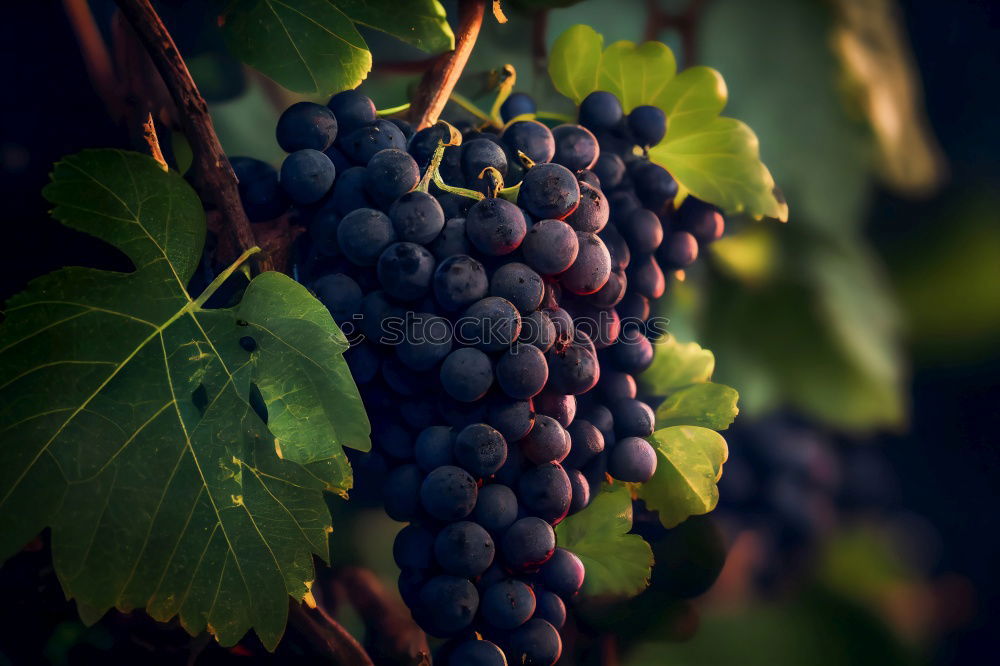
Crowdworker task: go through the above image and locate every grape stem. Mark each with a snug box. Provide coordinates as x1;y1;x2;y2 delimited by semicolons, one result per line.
288;602;374;666
113;0;271;273
410;0;488;130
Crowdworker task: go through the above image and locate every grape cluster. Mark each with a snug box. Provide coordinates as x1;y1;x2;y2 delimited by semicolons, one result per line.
230;87;725;664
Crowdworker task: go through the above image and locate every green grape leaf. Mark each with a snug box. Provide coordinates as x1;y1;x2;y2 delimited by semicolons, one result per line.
638;334;715;396
597;40;676;113
221;0;372;95
555;484;653;598
336;0;454;53
654;66;727;137
650;116;788;221
547;24;604;104
0;150;369;650
637;427;728;528
655;382;739;431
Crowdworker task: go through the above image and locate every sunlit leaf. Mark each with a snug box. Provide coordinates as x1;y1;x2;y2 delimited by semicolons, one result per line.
655;382;739;430
639;334;714;396
555;484;653;597
337;0;454;53
548;24;604;104
597;39;676;113
638;427;728;528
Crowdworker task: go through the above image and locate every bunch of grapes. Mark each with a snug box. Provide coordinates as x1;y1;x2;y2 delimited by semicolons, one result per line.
229;86;725;664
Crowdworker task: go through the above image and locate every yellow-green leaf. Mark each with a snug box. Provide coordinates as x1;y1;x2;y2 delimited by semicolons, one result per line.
637;427;728;528
597;39;676;113
548;24;604;104
638;334;715;396
655;383;739;430
555;484;653;598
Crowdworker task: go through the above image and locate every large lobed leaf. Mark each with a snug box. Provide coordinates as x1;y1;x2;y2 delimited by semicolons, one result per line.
547;25;787;221
637;427;729;528
0;150;369;649
220;0;453;95
555;484;653;598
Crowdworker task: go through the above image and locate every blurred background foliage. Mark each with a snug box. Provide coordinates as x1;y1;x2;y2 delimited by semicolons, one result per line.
1;0;997;664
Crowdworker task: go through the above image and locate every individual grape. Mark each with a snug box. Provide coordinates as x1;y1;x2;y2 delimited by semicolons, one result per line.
481;579;536;630
566;468;591;514
338;208;396;266
486;398;535;442
434;254;489;311
327;89;376;134
230;157;289;222
611;399;654;438
359;290;402;343
377;242;435;301
597;370;637;402
280;149;335;204
394;523;435;570
546;308;575;349
374;420;414;459
496;344;549;400
500;92;537;122
521;219;579;276
490;263;544;314
578;91;623;132
418;575;479;636
608;437;658;482
563;419;604;468
551;124;599;171
518;462;572;524
440;347;494;402
518;310;556;352
396;312;452;370
341;119;407;164
276;101;337;152
390;117;415;141
659;230;699;268
627;253;666;300
389;190;445;244
546;334;600;395
619;208;664;255
420;465;478;521
627;105;667;147
473;483;519;534
501;120;555;165
631;161;678;211
461;297;522;352
590;269;627;308
434;521;496;577
615;291;649;321
462;138;508;184
609;328;654;374
565;181;610;233
540;548;585;598
581;403;614;450
446;639;507;666
592;152;625;190
675;197;725;244
324;143;352;173
454;423;508;477
408;121;457;171
600;223;632;271
532;589;566;630
384;464;424;522
313;273;362;325
365;148;419;208
533;393;576;428
501;517;556;570
430;217;471;260
518;163;581;220
329;166;374;215
466;197;528;256
560;232;611;295
344;341;379;384
520;414;570;465
415;426;456;472
507;618;562;666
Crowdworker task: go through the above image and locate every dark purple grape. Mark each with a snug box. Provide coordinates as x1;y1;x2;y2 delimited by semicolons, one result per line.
522;219;579;276
329;166;373;216
462;138;508;184
377;242;435;301
501;120;555;165
420;465;478;521
365;148;419;208
518;462;571;524
430;217;471;260
627;253;666;299
598;370;637;402
561;232;611;295
631;161;678;211
341;118;407;164
396;312;452;370
415;425;456;472
590;269;627;308
384;464;424;522
540;548;585;598
466;197;528;256
461;297;522;352
592;153;625;190
551;124;599;171
231;156;289;222
579;91;623;132
394;523;434;570
490;263;544;314
627;105;667;147
507;618;562;666
609;328;654;374
532;589;566;629
565;181;610;233
434;254;488;311
446;639;507;666
660;230;699;268
434;521;495;577
277;101;337;152
500;92;537;122
519;310;556;352
473;483;519;533
389;190;445;244
481;579;536;630
497;344;549;400
519;163;581;220
440;347;494;402
619;208;664;254
608;437;658;482
563;419;605;469
566;468;591;513
501;517;556;569
520;414;570;465
533;393;576;428
338;208;396;266
612;398;655;438
327;89;376;134
454;423;508;477
486;398;536;442
417;575;479;636
280;149;335;204
675;197;725;244
313;273;362;324
546;334;600;395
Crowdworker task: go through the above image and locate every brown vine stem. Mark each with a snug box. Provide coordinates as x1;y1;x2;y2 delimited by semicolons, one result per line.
113;0;270;272
288;602;375;666
410;0;488;130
